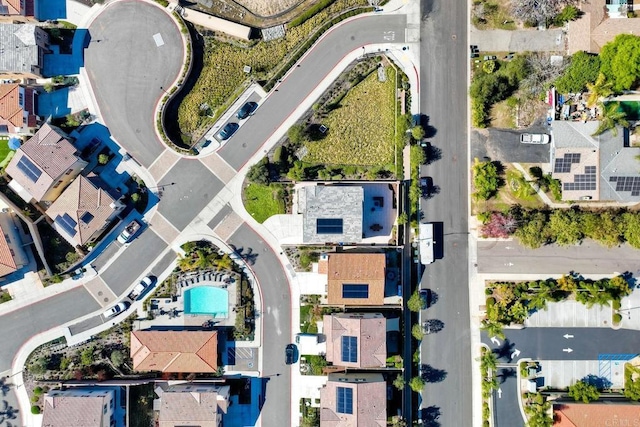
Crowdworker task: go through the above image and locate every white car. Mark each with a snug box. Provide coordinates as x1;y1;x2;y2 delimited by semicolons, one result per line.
102;302;129;319
520;133;550;144
130;276;154;300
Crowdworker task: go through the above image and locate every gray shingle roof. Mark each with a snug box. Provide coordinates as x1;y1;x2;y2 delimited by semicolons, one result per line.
0;24;48;75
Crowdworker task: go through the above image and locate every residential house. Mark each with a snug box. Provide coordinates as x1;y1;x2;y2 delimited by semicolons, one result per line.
155;383;230;427
0;83;38;134
5;123;88;203
298;185;364;244
0;0;34;16
0;210;28;277
551;120;640;202
42;388;116;427
131;330;219;373
553;402;640;426
320;373;386;427
0;23;49;78
46;174;125;248
321;252;386;306
323;313;386;368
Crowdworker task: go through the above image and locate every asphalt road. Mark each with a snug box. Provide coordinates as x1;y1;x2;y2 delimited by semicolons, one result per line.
471;128;551;164
482;328;640;362
0;287;100;371
226;224;292;427
85;1;184;167
156;158;224;230
494;366;523;427
418;0;472;425
217;14;408;170
478;240;640;275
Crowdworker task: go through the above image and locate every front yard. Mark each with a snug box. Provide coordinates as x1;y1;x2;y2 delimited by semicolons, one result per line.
242;183;287;223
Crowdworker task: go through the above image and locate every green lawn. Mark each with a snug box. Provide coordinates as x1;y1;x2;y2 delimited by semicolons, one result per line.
243;183;286;223
304;66;396;166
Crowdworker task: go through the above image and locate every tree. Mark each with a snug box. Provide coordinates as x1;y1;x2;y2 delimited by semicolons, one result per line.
482;60;496;74
622;212;640;248
521;52;567;96
287;161;306;181
599;34;640;92
411;125;425;141
110;350;124;368
511;0;566;24
592;102;629;137
247;158;270;185
479;350;497;373
554;51;600;94
287;124;306;144
581;211;621;247
98;153;109;165
548;209;582;245
407;290;423;312
30;357;49;375
568;380;600;403
480;212;517;238
393;374;405;390
409;376;426;392
481;319;505;339
473;159;502;200
586;73;614;107
81;347;95;367
515;211;549;248
411;323;424;340
556;275;578;293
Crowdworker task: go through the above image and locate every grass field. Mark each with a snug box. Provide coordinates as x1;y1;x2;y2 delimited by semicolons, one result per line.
178;0;370;137
243;183;286;223
0;136;15;169
304;66;396;166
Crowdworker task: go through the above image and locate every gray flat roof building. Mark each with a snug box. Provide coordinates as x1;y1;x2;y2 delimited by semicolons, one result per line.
0;23;49;77
299;185;363;244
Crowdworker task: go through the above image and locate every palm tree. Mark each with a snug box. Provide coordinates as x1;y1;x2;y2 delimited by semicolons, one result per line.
586;73;613;107
593;102;629;137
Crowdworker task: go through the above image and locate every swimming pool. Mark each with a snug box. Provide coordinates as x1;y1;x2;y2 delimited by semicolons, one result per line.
608;101;640;121
184;286;229;317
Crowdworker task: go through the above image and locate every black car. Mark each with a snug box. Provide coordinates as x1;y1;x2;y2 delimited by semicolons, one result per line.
285;344;296;365
236;101;258;119
419;289;430;310
218;122;239;140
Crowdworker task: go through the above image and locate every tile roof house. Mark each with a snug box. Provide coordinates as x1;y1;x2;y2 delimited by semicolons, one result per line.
131;330;219;373
0;83;38;134
325;253;386;306
298;185;364;244
0;23;49;78
5;123;88;203
551;121;640;202
155;383;230;427
0;0;34;16
46;174;125;247
553;402;640;426
323;313;386;368
42;388;116;427
0;211;28;277
320;373;386;427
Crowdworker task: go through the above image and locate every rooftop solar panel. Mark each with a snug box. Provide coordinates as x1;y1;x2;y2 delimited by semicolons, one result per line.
336;387;353;414
342;284;369;299
317;218;343;234
16;156;42;183
341;336;358;363
55;214;77;237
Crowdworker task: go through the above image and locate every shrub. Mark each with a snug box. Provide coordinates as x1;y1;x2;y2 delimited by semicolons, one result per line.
393;374;405;390
411;323;424;340
409;376;426;392
246;158;270;185
482;60;496;74
473;159;502;200
34;386;43;396
554;5;579;26
110;350;124;368
568;380;600;403
60;357;71;370
554;51;600;94
31;405;41;414
289;0;337;27
98;154;109;165
613;313;623;324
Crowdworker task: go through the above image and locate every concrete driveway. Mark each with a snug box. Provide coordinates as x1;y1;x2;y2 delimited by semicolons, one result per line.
470;27;565;53
85;1;184;167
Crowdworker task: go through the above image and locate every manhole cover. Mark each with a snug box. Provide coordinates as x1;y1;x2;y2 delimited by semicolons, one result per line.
98;291;103;296
104;297;109;302
248;362;254;368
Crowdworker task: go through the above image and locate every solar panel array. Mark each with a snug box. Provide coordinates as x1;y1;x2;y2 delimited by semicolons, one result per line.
610;176;640;196
553;153;581;174
316;218;343;234
16;156;42;183
342;284;369;299
563;165;597;191
55;214;77;237
80;212;94;224
341;336;358;363
336;387;353;414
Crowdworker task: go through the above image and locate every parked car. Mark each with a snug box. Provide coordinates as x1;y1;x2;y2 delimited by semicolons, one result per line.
419;289;430;310
520;133;550;144
236;101;258;119
102;302;129;319
130;276;154;300
420;177;430;191
218;122;239;140
285;344;296;365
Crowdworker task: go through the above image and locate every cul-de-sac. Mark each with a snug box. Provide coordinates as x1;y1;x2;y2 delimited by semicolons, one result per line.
1;0;640;426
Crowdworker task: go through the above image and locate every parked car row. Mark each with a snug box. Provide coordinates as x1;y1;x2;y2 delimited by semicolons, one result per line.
102;275;156;319
217;101;259;141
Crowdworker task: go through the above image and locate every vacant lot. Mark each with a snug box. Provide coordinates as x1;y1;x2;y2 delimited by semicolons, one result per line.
304;67;396;166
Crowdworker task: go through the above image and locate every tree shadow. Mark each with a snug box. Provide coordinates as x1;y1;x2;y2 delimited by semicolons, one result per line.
423;319;445;334
423;184;440;199
0;378;11;397
420;364;447;383
419;405;441;427
426;290;439;307
497;368;517;384
493;339;516;362
582;374;612;390
424;143;442;165
228;245;259;266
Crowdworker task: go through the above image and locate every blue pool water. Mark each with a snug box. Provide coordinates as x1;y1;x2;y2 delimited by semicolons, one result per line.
184;286;228;317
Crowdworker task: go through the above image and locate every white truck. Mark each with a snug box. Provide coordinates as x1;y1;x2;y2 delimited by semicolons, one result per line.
418;223;435;265
520;133;550;144
117;219;142;244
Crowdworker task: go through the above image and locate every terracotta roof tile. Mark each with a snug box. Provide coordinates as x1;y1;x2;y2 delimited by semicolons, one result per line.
42;391;111;427
320;373;387;427
158;385;230;427
554;402;640;426
0;217;17;277
131;331;218;373
327;253;386;305
0;84;36;131
323;313;386;368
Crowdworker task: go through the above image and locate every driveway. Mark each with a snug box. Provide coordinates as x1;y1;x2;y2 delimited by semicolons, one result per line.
85;1;184;167
470;27;565;52
471;128;550;164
